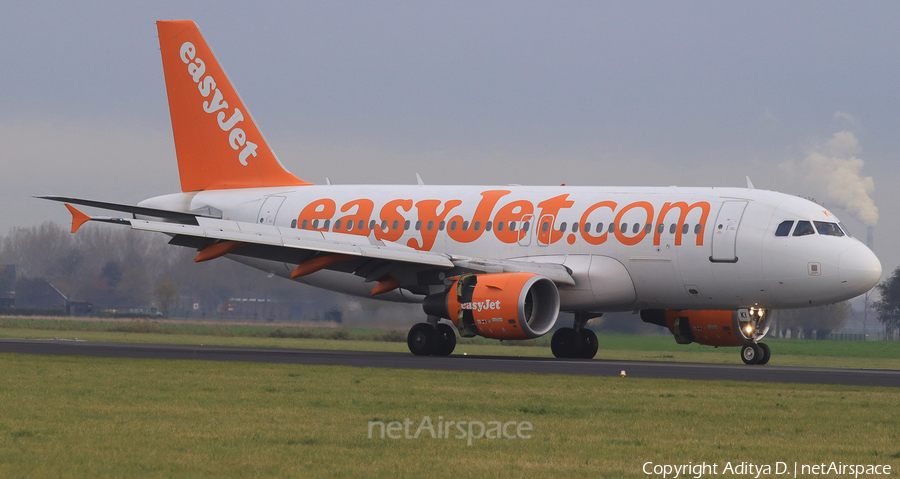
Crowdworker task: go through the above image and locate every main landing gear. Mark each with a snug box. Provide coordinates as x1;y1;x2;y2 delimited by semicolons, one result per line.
741;342;771;365
407;319;457;356
550;313;599;359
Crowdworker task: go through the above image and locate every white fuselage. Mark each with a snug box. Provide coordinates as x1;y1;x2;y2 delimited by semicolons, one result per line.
140;185;882;313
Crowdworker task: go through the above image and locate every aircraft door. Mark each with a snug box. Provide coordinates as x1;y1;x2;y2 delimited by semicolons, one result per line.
537;215;555;246
518;215;534;246
710;201;747;262
257;196;285;225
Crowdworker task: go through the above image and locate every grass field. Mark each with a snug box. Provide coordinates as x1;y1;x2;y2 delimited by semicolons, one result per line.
0;354;897;478
2;317;900;369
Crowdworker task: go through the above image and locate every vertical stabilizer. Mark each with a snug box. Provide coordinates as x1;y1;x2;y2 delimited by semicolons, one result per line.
157;20;311;191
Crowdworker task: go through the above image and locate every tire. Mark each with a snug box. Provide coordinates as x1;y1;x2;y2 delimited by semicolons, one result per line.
579;329;598;359
757;342;771;365
433;323;457;356
407;323;438;356
741;343;762;365
551;328;581;358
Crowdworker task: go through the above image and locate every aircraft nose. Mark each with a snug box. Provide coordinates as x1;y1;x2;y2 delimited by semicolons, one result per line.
839;243;882;295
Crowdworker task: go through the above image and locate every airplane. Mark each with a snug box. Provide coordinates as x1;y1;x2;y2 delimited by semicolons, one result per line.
42;20;882;365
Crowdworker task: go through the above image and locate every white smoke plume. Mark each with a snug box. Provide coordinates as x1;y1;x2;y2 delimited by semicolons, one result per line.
802;131;878;226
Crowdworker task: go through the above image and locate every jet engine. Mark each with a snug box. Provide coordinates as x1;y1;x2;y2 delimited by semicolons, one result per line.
423;272;560;340
640;308;772;347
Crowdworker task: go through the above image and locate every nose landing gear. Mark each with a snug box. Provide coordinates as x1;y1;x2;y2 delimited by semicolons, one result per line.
740;342;770;365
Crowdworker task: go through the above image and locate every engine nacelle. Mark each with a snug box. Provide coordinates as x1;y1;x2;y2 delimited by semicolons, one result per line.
640;308;771;347
423;273;560;340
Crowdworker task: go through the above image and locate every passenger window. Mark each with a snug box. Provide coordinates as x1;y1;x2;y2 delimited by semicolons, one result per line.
360;220;366;231
584;223;591;233
644;224;652;234
427;221;434;231
404;220;410;231
541;221;549;232
596;223;603;233
291;219;297;229
439;221;445;231
814;221;844;237
381;220;388;230
669;224;676;234
323;219;330;230
302;219;308;229
313;220;319;229
334;219;342;230
486;221;493;231
510;222;517;232
681;224;688;235
632;223;639;234
572;222;579;233
775;220;794;237
608;223;615;234
462;221;469;231
348;221;354;231
369;220;376;230
450;221;457;231
415;220;422;231
474;221;481;231
497;222;504;232
793;221;815;236
620;223;627;233
523;221;530;232
391;220;398;230
559;222;567;232
694;224;701;234
657;224;664;234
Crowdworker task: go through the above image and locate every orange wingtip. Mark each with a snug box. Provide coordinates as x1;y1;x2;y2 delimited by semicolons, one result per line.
65;204;91;233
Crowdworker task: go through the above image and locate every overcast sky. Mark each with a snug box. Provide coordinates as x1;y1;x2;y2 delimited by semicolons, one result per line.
2;1;898;276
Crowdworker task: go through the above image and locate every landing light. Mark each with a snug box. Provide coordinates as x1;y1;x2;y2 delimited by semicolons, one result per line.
745;325;753;334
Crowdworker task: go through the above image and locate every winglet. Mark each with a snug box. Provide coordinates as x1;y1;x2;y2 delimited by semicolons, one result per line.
65;204;91;233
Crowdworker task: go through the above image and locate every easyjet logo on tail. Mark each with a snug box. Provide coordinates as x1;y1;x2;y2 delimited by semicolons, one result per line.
179;42;258;166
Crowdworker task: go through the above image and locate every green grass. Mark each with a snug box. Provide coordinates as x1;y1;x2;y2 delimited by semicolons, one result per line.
0;353;896;478
2;317;900;369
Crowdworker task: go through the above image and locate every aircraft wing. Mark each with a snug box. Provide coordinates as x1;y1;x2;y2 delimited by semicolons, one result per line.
131;217;455;268
59;203;575;287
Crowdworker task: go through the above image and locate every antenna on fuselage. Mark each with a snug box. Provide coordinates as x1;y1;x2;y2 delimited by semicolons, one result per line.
746;176;755;189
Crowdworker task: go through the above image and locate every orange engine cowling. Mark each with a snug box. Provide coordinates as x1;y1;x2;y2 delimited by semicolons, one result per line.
422;273;560;340
641;309;770;347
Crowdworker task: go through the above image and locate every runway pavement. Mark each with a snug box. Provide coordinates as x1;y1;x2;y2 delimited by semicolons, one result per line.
0;338;897;387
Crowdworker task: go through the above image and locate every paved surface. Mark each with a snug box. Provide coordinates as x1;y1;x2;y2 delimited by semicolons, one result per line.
1;338;897;387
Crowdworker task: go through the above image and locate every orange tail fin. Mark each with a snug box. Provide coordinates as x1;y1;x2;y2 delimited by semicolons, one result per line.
157;20;312;191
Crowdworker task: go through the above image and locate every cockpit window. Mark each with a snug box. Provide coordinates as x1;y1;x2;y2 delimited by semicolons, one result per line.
814;221;844;237
775;220;794;237
792;220;815;237
838;222;852;237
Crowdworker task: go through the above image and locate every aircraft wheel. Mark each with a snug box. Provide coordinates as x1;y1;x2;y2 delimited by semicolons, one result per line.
757;342;771;365
433;323;457;356
551;328;582;358
741;343;762;365
579;329;599;359
408;323;438;356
